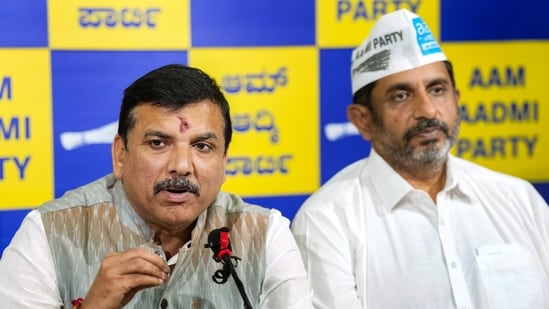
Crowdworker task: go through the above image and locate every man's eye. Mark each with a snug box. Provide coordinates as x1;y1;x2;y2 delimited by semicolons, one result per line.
195;142;212;152
392;92;408;101
431;86;445;95
148;140;165;148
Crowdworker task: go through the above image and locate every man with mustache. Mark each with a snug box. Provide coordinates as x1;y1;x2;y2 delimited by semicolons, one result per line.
0;64;313;308
292;9;549;309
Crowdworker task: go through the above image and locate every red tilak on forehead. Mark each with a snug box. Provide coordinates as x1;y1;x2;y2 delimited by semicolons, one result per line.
178;117;189;133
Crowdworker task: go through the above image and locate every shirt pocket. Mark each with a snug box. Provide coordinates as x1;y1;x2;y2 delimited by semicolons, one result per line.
475;243;545;309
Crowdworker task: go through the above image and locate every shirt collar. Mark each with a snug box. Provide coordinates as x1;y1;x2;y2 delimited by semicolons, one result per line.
444;154;475;200
367;149;414;213
367;150;474;213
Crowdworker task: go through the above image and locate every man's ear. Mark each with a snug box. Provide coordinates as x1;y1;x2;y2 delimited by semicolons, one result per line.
112;134;125;179
222;151;228;183
347;104;373;141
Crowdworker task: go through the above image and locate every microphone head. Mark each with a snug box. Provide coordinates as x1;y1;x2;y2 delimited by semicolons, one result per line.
206;227;232;262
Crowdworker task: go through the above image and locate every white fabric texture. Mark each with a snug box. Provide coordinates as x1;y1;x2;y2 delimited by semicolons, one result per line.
292;149;549;309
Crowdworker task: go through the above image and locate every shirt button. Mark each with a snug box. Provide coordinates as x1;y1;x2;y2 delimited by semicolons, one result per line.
451;262;457;268
160;299;168;309
439;219;446;226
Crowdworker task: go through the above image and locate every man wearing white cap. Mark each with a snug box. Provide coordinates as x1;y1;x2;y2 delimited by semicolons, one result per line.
292;9;549;309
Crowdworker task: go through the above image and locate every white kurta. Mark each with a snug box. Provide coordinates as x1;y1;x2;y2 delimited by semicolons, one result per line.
292;149;549;309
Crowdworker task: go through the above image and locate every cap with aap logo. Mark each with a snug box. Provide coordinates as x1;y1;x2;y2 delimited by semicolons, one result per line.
351;9;447;95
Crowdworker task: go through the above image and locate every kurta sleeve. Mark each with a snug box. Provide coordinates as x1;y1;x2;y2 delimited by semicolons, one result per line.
0;210;62;308
260;209;314;309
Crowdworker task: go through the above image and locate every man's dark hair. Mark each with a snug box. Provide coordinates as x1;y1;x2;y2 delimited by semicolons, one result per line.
352;60;456;110
118;64;232;153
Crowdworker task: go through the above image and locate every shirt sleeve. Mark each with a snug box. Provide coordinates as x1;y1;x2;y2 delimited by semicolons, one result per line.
260;209;314;309
0;209;62;308
527;184;549;277
291;204;363;309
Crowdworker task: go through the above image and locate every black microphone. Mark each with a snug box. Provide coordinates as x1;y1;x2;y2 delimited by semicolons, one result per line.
206;227;232;263
205;227;253;309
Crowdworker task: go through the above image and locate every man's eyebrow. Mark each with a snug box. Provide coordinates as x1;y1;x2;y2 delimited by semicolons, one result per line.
385;82;412;93
143;130;170;139
426;77;451;87
385;77;450;93
193;132;218;141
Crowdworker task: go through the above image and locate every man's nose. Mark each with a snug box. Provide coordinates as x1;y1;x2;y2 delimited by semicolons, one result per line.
168;145;193;176
412;90;438;119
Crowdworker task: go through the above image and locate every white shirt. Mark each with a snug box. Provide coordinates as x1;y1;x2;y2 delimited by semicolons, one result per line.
0;205;313;308
292;149;549;309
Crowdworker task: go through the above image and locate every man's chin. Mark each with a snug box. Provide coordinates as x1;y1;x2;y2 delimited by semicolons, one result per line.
411;146;450;164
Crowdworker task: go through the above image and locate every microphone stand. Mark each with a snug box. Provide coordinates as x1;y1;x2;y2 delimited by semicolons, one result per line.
205;227;253;309
220;254;253;309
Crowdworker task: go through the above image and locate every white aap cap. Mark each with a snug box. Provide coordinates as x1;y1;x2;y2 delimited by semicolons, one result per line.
351;9;447;95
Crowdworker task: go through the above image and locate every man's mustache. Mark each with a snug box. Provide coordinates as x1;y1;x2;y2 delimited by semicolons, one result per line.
153;177;201;196
404;118;449;141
